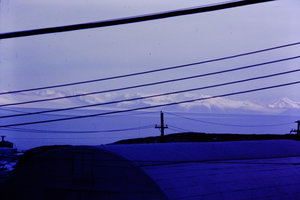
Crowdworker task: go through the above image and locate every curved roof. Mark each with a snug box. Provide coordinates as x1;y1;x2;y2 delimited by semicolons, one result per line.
102;140;300;200
4;140;300;200
4;146;167;200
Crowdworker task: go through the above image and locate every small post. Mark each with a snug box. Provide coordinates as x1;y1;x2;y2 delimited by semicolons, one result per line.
296;120;300;135
155;111;168;137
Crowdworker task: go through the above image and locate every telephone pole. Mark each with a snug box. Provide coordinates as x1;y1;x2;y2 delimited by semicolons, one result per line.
155;111;168;137
296;120;300;135
290;120;300;135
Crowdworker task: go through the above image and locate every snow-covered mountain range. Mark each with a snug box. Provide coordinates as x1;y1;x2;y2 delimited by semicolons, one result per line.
0;89;299;115
269;98;300;109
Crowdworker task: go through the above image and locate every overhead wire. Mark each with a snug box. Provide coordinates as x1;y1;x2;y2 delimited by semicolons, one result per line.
0;41;299;96
0;107;157;118
1;68;299;119
168;125;194;132
0;0;274;39
0;0;294;131
0;107;29;114
0;124;154;134
1;55;300;107
1;80;300;128
1;0;296;150
165;112;295;127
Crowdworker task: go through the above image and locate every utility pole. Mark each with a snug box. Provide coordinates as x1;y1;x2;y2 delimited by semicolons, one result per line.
296;120;300;135
290;120;300;134
155;111;168;137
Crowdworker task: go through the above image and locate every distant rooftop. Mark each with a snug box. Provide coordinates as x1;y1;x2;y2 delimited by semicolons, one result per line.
0;136;13;148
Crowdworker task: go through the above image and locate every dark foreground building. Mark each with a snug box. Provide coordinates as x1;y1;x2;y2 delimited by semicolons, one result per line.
3;145;167;200
0;136;16;155
4;140;300;200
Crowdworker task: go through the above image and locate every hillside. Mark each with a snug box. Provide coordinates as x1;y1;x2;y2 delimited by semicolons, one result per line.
112;132;300;144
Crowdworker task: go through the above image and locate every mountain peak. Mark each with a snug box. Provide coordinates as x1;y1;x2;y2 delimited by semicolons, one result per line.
269;98;300;109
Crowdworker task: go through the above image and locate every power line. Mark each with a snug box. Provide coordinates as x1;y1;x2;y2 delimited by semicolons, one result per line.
165;112;294;127
2;55;300;107
1;68;299;119
0;41;299;96
0;125;153;134
0;107;157;118
0;107;29;114
1;80;299;128
168;125;194;132
0;0;274;40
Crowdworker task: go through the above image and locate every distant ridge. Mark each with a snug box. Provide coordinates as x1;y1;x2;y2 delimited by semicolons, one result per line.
112;132;300;144
269;97;300;109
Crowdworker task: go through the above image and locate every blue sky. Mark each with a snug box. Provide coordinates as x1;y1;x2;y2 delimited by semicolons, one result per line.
1;0;300;110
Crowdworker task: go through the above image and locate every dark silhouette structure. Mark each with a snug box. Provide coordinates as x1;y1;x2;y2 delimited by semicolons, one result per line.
0;136;13;148
4;140;300;200
155;111;168;137
296;120;300;134
3;146;167;200
290;120;300;134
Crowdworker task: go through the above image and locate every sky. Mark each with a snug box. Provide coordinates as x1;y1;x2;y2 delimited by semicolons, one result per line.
1;0;300;149
1;0;300;112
